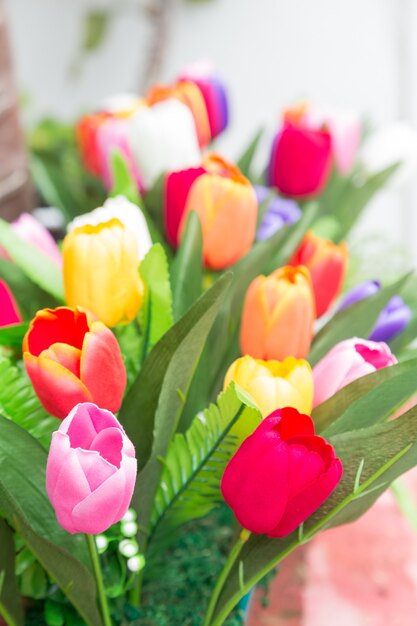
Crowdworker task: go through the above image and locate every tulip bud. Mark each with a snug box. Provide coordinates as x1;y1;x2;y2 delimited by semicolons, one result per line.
268;111;332;197
338;281;412;344
0;279;21;327
68;196;152;262
96;116;144;190
290;231;348;317
0;213;62;266
255;185;301;240
313;337;397;407
221;407;342;537
23;307;126;419
63;218;143;327
128;99;201;190
166;153;257;269
224;355;313;417
240;266;316;361
46;402;136;534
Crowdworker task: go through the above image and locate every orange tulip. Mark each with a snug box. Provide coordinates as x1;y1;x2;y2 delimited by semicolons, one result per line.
240;266;316;360
174;154;258;270
290;231;348;317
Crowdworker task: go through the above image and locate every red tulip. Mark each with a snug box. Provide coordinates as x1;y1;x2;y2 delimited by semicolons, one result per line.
290;231;348;317
221;407;342;537
268;119;332;198
23;307;126;419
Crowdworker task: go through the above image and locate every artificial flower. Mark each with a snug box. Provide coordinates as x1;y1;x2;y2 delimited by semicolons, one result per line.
255;185;301;240
0;279;21;327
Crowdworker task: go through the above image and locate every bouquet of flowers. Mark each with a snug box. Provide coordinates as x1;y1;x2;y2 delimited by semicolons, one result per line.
1;66;417;626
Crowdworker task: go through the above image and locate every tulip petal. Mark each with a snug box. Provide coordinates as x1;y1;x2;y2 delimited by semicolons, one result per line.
25;307;90;356
75;448;117;492
270;408;315;440
24;353;92;419
0;280;21;326
113;455;138;521
45;432;72;498
71;469;126;534
90;427;123;468
41;343;81;378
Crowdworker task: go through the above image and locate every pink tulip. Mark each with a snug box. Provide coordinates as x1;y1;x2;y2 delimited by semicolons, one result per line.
221;407;342;537
0;279;21;327
313;338;397;407
46;402;137;534
0;213;62;266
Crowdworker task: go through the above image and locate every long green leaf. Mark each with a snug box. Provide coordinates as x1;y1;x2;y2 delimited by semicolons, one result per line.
109;150;142;207
170;211;203;321
236;128;264;178
210;404;417;625
139;244;173;360
0;357;56;448
0;259;57;320
0;418;102;626
0;220;64;301
148;384;261;556
0;323;28;349
0;518;23;626
309;273;412;366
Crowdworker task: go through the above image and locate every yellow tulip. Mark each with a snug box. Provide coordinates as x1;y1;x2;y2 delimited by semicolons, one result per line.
224;355;313;417
63;218;143;327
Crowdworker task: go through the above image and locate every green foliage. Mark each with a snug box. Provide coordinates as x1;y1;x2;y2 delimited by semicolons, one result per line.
170;211;203;321
0;323;28;350
109;151;142;207
139;244;174;361
149;384;261;554
0;518;23;626
209;403;417;625
0;417;102;626
0;357;56;449
236;128;264;179
0;220;64;302
309;272;412;365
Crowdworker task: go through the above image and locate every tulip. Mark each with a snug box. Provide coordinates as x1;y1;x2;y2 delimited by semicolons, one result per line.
290;231;348;317
0;213;62;266
338;281;412;343
255;185;301;240
221;407;342;537
313;337;397;407
68;196;152;262
128;99;201;190
147;81;211;148
23;307;126;419
76;112;111;177
322;108;362;175
179;61;229;140
224;355;313;417
63;218;143;327
46;402;136;534
240;266;315;361
166;153;257;269
268;106;332;197
96;116;144;190
0;279;21;327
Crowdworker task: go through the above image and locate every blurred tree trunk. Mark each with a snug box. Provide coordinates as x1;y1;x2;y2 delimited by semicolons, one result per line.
0;0;33;221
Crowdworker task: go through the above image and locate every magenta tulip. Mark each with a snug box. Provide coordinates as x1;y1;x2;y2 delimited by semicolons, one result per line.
46;403;137;534
0;279;21;327
221;408;342;538
313;338;397;407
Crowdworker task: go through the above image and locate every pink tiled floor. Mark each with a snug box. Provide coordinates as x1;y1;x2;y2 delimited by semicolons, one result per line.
247;477;417;626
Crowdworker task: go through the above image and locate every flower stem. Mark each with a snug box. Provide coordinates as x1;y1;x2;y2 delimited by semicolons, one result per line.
202;528;251;626
86;534;112;626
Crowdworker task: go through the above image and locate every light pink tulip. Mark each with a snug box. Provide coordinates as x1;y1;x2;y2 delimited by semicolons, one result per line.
313;338;397;407
46;403;137;534
0;213;62;266
96;117;144;191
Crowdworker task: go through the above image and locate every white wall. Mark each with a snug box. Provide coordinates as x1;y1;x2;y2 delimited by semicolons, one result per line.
4;0;417;265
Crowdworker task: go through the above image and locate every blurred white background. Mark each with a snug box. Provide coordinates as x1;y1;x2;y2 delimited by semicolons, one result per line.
4;0;417;266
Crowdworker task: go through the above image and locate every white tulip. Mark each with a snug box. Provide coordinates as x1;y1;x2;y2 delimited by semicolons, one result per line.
68;195;152;261
128;99;201;190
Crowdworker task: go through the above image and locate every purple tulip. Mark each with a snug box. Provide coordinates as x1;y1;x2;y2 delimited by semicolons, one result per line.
339;280;412;343
255;186;301;241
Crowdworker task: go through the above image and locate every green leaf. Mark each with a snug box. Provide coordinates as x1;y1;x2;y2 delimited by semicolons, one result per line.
309;273;412;366
81;10;110;53
236;129;264;178
390;316;417;353
149;384;261;555
143;174;165;235
170;211;203;320
313;358;417;433
0;518;23;626
209;404;417;625
0;258;58;319
139;244;173;360
0;219;64;301
109;150;142;207
119;274;233;545
0;323;28;349
30;156;85;222
0;418;102;626
0;357;56;448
